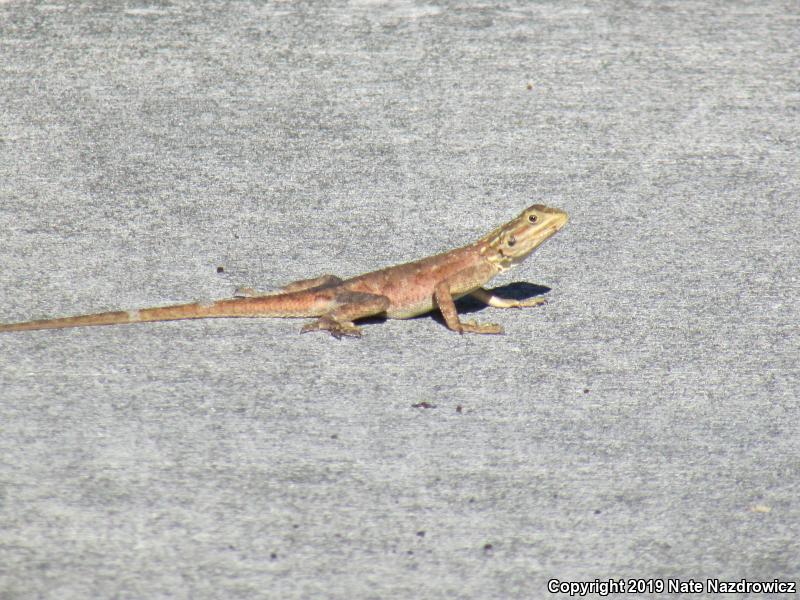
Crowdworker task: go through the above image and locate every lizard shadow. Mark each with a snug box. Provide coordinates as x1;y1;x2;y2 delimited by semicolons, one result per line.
358;282;552;327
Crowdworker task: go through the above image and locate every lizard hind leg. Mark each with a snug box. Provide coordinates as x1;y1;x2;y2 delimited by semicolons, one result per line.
300;291;390;338
235;274;344;298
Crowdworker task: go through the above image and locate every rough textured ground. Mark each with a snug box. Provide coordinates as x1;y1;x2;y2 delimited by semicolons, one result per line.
1;1;798;598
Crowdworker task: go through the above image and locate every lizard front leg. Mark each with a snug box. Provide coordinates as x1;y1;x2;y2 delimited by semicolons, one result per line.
470;287;547;309
434;278;503;335
300;290;390;338
235;274;343;298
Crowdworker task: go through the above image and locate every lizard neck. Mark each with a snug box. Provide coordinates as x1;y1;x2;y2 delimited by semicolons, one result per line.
475;240;512;273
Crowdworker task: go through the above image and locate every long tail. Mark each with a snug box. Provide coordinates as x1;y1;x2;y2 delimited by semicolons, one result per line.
0;295;328;332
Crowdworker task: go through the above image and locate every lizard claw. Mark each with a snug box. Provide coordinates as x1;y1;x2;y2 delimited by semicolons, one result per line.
514;297;547;308
458;319;504;335
234;286;256;298
330;329;362;339
301;317;362;338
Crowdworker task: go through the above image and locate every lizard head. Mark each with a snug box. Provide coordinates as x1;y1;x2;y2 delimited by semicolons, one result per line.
479;204;569;271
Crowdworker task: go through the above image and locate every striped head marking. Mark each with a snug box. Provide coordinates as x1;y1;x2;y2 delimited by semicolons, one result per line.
480;204;569;271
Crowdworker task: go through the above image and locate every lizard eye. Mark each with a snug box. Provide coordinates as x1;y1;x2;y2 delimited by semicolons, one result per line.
507;235;516;247
528;214;538;223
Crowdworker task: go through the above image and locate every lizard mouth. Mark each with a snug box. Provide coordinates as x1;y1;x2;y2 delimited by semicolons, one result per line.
525;215;567;243
479;204;569;267
502;213;568;262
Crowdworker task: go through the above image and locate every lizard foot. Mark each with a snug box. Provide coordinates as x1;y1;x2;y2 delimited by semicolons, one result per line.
301;316;362;339
234;286;257;298
459;319;504;335
235;286;285;298
513;297;548;308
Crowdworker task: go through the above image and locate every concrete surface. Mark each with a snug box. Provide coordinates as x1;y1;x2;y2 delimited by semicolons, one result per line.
1;1;798;598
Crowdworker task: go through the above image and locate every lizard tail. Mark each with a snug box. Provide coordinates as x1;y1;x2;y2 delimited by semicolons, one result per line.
0;302;216;332
0;309;142;332
0;296;329;332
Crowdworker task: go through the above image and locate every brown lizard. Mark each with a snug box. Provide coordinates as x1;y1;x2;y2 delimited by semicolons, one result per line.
0;205;568;337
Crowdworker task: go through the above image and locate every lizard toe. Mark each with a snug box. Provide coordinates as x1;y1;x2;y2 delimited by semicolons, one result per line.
234;286;256;298
517;297;548;308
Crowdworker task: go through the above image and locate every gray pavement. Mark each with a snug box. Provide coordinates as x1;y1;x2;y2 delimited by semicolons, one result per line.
1;1;799;598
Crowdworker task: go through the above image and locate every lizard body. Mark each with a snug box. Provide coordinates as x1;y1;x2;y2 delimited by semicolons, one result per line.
0;204;568;337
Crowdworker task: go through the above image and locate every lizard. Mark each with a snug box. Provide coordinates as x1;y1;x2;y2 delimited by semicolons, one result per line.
0;204;568;337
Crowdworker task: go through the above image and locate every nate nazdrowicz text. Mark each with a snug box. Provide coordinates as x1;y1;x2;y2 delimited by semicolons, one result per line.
547;577;795;596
